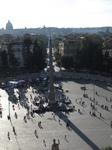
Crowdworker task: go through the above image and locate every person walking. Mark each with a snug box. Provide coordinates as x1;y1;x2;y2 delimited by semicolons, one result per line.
100;113;102;118
43;140;46;147
8;132;10;140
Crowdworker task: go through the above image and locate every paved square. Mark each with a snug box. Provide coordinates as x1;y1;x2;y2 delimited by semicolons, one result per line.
0;75;112;150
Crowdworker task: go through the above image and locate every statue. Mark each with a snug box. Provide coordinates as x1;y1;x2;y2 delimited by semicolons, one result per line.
51;139;60;150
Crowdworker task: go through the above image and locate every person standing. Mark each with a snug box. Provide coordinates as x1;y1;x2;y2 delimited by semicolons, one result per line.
51;139;60;150
8;132;10;140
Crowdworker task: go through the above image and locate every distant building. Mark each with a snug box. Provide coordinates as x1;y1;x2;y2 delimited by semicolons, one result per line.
102;49;112;58
59;38;80;56
105;28;110;34
11;42;24;67
23;33;31;40
0;41;34;68
3;34;13;44
59;42;64;56
6;20;13;31
102;39;112;58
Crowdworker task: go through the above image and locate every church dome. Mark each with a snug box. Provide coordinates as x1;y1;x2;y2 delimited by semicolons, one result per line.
6;20;13;30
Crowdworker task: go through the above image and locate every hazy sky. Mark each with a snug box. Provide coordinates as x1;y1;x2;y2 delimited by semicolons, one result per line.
0;0;112;29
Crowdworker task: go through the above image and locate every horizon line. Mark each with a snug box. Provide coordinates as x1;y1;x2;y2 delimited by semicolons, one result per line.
0;26;112;30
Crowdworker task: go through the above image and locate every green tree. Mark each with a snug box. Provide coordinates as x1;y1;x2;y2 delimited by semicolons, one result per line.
61;55;74;69
1;50;8;70
105;33;112;40
52;38;62;49
93;47;103;71
54;49;61;67
25;50;34;69
8;44;19;68
79;34;103;71
75;47;82;69
33;39;46;71
23;38;33;69
103;51;112;72
38;38;47;56
23;38;32;48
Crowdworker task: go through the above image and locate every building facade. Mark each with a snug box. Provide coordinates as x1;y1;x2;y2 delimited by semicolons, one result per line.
102;39;112;58
0;42;33;68
59;39;80;56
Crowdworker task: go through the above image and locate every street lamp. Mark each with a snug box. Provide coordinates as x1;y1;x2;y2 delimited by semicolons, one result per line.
7;97;10;120
83;83;86;97
93;83;95;104
93;81;96;116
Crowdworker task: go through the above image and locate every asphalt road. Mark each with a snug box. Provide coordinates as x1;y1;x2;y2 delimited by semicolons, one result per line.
0;78;112;150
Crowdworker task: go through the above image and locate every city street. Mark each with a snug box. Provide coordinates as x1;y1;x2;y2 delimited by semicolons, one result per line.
0;76;112;150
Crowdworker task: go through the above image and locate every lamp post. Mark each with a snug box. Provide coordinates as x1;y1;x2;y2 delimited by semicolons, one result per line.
8;100;10;119
83;83;86;97
93;83;95;104
93;82;96;116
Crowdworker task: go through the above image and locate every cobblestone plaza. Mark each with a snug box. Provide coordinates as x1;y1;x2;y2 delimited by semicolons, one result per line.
0;74;112;150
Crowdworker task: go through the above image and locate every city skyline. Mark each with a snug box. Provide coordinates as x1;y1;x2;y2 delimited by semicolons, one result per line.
0;0;112;29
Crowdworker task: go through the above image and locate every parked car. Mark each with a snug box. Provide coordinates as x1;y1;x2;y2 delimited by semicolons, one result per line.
33;107;40;113
42;77;49;87
7;81;19;88
27;78;33;84
63;98;71;104
18;80;25;87
35;77;40;84
65;104;74;112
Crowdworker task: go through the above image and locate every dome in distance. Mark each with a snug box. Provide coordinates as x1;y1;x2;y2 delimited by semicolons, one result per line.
6;20;13;30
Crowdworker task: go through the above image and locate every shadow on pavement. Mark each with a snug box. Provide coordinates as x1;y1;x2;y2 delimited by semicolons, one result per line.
56;111;100;150
7;116;21;150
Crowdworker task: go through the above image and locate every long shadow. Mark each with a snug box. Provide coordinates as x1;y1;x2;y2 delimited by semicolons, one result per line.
55;111;100;150
71;77;112;92
8;117;21;150
95;115;111;127
6;86;31;110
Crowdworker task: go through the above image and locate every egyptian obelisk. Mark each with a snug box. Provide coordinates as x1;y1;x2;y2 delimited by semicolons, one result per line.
48;38;55;106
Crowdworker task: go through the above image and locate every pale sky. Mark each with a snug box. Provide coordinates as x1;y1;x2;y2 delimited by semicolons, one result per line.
0;0;112;29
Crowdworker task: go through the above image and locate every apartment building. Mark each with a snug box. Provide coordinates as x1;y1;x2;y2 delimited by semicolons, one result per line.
59;38;80;56
102;39;112;58
0;44;8;68
0;42;33;68
11;42;24;67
